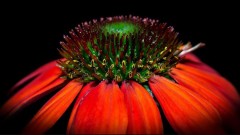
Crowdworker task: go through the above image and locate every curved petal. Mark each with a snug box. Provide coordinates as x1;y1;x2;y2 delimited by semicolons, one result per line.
121;81;163;134
67;81;97;134
10;60;58;92
0;66;64;116
180;53;219;74
24;80;83;134
149;75;224;134
176;63;240;107
182;53;202;63
69;81;128;134
171;68;240;132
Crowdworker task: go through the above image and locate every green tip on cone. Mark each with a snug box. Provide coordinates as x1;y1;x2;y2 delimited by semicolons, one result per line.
102;22;139;36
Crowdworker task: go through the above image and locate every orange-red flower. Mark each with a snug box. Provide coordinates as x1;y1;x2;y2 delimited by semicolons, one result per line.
1;16;240;134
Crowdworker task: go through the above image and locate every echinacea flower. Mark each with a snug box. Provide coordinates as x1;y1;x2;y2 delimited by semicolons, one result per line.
1;15;240;134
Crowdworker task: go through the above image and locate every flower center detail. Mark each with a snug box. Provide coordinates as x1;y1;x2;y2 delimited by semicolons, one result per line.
101;21;139;36
58;16;183;83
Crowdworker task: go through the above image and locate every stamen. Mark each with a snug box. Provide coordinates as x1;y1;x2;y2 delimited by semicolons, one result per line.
179;42;205;57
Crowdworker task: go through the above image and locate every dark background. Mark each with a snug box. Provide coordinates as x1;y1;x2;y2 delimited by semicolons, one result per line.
0;1;239;134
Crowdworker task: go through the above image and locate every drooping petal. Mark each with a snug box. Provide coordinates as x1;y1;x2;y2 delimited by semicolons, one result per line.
121;81;163;134
24;80;83;134
149;75;224;134
182;53;202;63
171;68;240;132
180;53;219;74
176;63;240;107
67;81;97;134
10;60;58;92
0;66;64;116
69;81;128;134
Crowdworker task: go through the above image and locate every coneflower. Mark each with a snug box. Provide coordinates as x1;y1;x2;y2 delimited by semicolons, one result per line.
1;15;239;134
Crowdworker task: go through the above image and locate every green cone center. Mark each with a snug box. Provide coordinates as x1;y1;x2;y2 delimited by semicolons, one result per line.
102;22;139;36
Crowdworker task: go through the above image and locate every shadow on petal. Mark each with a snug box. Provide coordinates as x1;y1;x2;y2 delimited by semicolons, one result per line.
69;81;128;134
121;81;163;134
149;75;224;134
24;80;83;134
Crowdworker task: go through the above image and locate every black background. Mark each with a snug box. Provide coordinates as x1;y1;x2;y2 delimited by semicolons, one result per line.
0;1;239;134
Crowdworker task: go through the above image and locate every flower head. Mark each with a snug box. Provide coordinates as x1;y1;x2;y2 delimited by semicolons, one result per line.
57;16;182;83
1;15;240;134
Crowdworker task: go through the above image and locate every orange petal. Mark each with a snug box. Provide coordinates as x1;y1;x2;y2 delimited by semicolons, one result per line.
10;60;58;92
180;53;219;74
171;68;240;132
67;81;97;134
121;81;163;134
23;80;83;134
182;53;202;63
0;66;64;116
69;81;128;134
176;63;240;107
149;75;224;134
